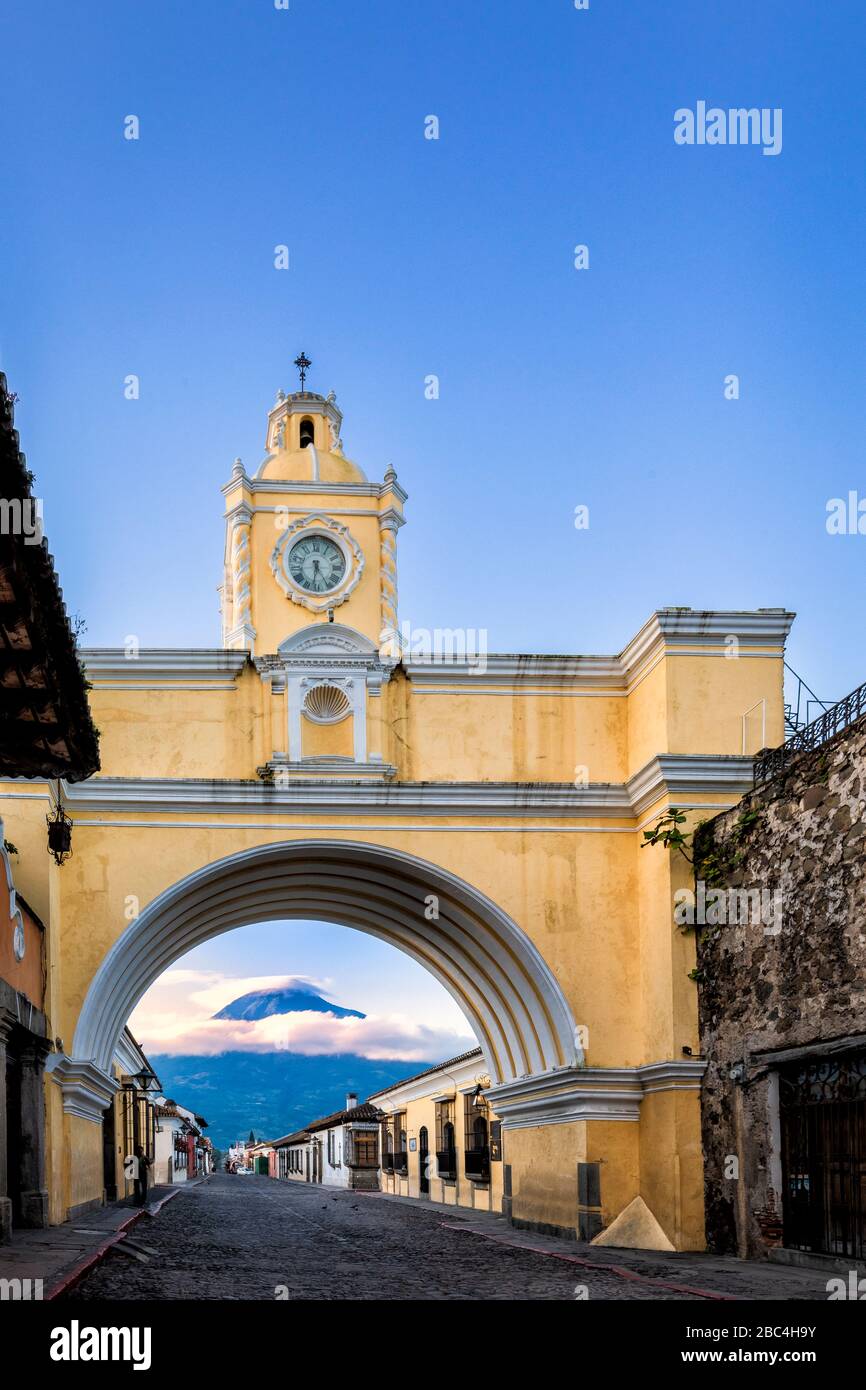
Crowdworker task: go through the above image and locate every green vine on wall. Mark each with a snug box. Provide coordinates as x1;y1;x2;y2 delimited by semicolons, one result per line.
642;805;763;889
641;804;765;981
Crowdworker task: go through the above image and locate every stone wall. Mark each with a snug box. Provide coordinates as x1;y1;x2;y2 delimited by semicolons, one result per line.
694;715;866;1257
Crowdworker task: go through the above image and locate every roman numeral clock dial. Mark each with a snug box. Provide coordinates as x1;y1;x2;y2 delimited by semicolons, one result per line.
286;535;347;594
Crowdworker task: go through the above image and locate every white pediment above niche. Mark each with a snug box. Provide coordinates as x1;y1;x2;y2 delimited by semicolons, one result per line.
256;623;394;773
256;623;392;773
278;623;379;658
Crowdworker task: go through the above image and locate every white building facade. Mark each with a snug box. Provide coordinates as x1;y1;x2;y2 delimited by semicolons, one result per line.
272;1095;380;1190
153;1101;211;1185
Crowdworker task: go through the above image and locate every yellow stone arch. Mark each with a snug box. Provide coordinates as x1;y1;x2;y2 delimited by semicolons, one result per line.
0;384;795;1248
70;839;579;1091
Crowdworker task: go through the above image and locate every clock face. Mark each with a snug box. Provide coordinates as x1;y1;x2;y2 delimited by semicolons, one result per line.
287;535;347;593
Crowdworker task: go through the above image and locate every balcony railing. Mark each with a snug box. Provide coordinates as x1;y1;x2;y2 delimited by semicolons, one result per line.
754;677;866;785
464;1147;491;1183
436;1149;457;1180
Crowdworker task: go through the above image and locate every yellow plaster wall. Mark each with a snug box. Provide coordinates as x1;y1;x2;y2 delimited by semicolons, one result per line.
666;652;786;755
66;1116;103;1218
0;782;52;922
78;646;788;787
624;649;787;776
45;1079;66;1226
585;1120;640;1229
505;1122;585;1232
624;659;670;778
638;1089;706;1250
393;684;627;784
88;679;265;780
80;672;638;786
301;713;354;759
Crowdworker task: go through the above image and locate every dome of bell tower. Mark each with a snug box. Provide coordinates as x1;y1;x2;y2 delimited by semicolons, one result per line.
256;388;368;485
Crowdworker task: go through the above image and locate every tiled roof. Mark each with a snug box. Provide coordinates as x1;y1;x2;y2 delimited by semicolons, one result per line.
271;1129;311;1148
0;374;100;780
156;1103;192;1125
307;1102;382;1132
366;1049;483;1100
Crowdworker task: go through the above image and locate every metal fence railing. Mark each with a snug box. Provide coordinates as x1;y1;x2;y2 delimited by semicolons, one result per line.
754;678;866;784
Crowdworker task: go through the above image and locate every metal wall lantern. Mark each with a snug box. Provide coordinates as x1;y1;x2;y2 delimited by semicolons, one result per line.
126;1068;161;1095
471;1083;489;1110
46;793;73;866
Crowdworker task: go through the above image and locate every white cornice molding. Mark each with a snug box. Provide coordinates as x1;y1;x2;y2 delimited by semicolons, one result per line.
61;777;626;816
80;609;792;692
620;608;795;679
627;754;755;817
488;1059;707;1128
47;1055;117;1122
638;1060;706;1092
58;755;754;819
407;610;794;690
82;650;249;685
261;758;398;782
404;654;623;687
222;478;408;504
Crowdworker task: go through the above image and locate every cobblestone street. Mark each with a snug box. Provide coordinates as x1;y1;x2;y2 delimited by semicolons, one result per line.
60;1175;833;1303
63;1175;711;1302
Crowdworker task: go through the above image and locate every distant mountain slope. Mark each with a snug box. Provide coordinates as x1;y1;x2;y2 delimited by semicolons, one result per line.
213;985;365;1022
151;1051;429;1152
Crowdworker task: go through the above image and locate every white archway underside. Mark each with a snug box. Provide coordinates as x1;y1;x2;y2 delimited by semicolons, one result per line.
72;841;578;1087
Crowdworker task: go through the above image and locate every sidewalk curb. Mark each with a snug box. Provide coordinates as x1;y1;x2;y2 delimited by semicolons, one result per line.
46;1188;183;1301
439;1222;738;1302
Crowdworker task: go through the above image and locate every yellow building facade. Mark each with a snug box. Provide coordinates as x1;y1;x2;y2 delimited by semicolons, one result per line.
371;1050;505;1215
0;383;793;1246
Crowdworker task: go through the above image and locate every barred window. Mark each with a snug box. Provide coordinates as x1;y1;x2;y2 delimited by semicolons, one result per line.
435;1099;455;1153
435;1099;457;1180
463;1090;491;1183
386;1112;408;1175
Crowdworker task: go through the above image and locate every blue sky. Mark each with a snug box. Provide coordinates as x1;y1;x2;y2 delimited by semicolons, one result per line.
3;1;863;1050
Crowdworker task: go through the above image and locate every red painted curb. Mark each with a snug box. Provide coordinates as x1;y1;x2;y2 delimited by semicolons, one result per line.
46;1187;183;1301
439;1222;737;1302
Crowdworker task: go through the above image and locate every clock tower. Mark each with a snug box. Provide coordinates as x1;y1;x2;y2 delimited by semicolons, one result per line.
219;368;406;774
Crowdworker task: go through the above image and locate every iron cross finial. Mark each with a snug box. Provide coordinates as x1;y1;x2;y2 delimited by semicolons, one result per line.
294;351;312;389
